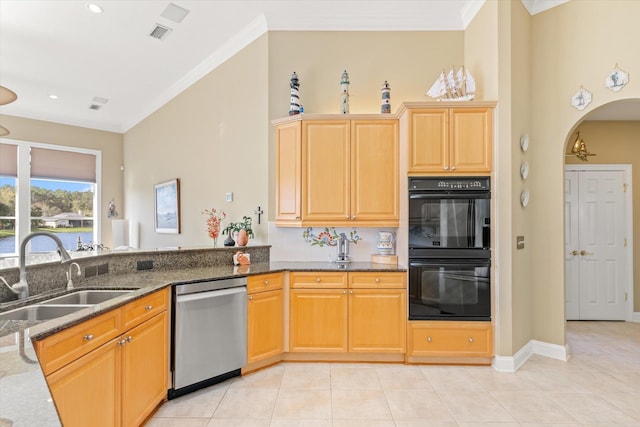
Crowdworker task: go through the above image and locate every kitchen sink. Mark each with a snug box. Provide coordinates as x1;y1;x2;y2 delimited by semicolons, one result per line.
0;304;90;321
41;290;134;305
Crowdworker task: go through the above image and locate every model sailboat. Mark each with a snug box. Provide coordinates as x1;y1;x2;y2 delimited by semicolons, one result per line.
426;66;476;101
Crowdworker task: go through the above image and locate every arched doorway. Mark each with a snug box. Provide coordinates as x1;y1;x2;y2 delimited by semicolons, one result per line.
563;98;640;323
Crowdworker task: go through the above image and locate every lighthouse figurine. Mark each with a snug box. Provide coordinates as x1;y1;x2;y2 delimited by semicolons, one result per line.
289;72;301;115
340;70;350;114
381;80;391;113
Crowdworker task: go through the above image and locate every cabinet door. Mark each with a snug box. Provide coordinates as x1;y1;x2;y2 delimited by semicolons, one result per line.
450;107;492;173
47;339;120;427
408;321;493;357
276;121;302;223
302;120;350;222
247;289;284;363
348;289;406;353
408;109;448;173
351;120;399;224
121;312;168;427
290;289;348;352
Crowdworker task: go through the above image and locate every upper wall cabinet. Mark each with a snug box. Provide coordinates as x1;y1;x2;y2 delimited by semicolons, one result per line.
274;115;399;227
404;103;494;175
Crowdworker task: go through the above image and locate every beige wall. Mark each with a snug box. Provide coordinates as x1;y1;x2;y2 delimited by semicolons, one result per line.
566;120;640;310
531;0;640;345
0;114;123;247
123;34;269;249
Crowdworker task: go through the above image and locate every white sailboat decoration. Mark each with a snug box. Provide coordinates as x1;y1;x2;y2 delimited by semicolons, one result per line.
426;66;476;101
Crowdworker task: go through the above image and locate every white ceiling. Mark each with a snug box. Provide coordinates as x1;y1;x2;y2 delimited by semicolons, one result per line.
3;0;630;135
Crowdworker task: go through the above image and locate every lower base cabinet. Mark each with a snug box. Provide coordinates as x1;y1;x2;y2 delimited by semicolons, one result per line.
407;321;493;358
35;289;169;427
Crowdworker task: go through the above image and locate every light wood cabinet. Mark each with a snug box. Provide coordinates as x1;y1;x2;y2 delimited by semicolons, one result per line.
247;273;284;364
274;115;398;227
347;272;406;353
289;271;406;354
407;321;493;358
408;106;493;175
35;288;169;427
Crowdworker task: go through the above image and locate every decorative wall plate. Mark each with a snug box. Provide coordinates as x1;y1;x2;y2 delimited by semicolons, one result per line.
520;190;530;207
520;134;529;152
520;161;529;180
571;87;592;111
605;65;629;92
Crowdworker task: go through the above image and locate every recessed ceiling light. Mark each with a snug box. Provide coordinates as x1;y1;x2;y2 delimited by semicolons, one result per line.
49;94;58;100
85;3;103;14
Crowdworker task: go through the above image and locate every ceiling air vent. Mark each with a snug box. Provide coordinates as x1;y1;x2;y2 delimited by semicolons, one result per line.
149;23;172;40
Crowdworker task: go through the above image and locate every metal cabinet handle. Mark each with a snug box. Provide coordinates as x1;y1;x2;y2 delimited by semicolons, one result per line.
345;215;350;219
264;280;269;285
468;337;474;343
343;290;347;294
145;305;153;310
248;295;253;301
444;166;449;170
570;250;579;256
127;336;133;343
427;337;433;342
83;334;94;341
375;278;381;283
451;166;456;171
350;290;353;294
351;216;356;220
117;338;127;346
316;278;321;282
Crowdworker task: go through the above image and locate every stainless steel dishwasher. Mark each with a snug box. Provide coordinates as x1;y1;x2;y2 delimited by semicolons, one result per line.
168;277;247;399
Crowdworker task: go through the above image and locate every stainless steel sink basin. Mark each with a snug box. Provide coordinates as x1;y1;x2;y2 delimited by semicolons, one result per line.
41;290;134;305
0;304;90;321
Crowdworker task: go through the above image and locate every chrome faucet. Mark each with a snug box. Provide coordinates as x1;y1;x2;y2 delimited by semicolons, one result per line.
335;234;350;264
66;262;82;290
12;231;72;299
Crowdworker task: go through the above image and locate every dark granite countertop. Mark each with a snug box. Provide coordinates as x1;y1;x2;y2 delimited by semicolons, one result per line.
0;260;404;426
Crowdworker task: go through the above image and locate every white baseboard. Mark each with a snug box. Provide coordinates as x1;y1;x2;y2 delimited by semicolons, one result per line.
492;339;569;373
631;312;640;323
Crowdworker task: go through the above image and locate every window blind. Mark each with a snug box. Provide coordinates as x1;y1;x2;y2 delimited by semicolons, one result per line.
0;143;17;177
30;147;96;182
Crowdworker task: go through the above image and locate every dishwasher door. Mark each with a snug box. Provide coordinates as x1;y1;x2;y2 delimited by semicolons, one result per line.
172;286;247;392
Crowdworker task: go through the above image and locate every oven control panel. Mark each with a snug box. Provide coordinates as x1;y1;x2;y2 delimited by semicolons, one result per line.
409;177;491;192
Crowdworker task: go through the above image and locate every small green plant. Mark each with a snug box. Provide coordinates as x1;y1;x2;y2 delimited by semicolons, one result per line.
222;215;254;239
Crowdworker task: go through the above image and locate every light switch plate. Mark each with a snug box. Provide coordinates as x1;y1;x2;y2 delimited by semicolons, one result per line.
226;192;233;202
516;235;525;249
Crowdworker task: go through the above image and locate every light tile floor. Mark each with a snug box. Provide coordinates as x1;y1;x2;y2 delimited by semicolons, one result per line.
147;321;640;426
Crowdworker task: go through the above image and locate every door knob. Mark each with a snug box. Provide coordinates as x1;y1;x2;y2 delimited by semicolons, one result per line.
580;250;594;256
570;250;579;256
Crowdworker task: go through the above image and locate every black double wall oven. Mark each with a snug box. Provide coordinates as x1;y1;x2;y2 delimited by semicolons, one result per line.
408;177;491;321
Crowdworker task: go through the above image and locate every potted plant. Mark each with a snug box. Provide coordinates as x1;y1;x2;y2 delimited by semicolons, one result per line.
222;216;254;246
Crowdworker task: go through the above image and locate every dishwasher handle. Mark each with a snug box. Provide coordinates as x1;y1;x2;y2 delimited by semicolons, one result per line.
176;285;246;303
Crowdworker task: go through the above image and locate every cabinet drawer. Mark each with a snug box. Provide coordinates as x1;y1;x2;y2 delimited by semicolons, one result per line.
35;308;122;376
348;272;406;289
290;272;347;289
247;272;283;294
408;321;492;357
123;288;168;331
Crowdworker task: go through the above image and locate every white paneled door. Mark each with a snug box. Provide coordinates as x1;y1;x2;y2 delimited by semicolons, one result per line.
565;167;628;320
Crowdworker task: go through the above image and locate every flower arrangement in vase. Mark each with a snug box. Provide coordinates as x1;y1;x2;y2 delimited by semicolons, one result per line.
223;215;254;247
202;208;226;247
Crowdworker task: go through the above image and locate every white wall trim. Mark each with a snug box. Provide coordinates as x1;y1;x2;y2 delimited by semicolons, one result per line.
632;312;640;323
492;339;569;372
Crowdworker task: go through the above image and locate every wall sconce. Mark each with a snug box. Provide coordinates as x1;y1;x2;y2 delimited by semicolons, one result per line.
567;131;596;161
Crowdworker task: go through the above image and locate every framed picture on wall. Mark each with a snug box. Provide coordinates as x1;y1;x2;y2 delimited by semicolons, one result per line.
154;178;181;234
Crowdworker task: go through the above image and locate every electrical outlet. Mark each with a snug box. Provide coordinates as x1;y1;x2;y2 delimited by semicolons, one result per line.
226;192;233;202
137;260;154;271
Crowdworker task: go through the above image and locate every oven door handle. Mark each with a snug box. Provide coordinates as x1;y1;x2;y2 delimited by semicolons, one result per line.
410;260;490;268
409;193;490;199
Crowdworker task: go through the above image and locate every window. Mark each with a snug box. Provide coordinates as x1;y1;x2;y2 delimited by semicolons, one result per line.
0;141;101;256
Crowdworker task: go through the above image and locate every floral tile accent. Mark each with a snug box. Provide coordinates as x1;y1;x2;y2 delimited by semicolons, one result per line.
302;227;361;247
